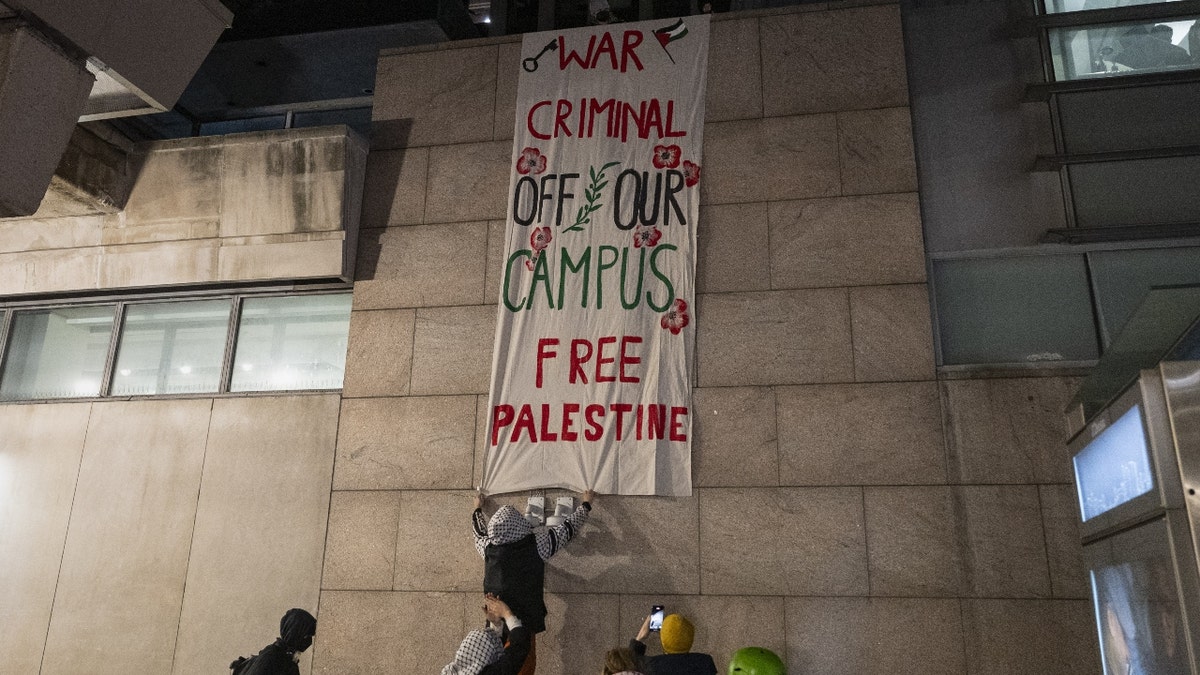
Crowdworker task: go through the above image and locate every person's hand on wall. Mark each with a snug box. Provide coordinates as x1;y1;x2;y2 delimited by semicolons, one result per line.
473;490;485;510
583;489;597;506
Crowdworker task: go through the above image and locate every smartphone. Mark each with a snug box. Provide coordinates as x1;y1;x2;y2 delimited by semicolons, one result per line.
649;605;665;631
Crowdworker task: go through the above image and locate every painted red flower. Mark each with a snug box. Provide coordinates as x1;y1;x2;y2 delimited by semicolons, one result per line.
530;226;552;252
682;160;701;187
632;224;662;248
652;144;681;169
525;255;537;271
516;147;547;175
661;298;690;335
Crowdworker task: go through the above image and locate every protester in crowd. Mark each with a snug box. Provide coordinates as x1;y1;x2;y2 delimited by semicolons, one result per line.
629;612;718;675
473;488;597;674
602;646;648;675
728;647;786;674
229;608;317;675
443;594;532;675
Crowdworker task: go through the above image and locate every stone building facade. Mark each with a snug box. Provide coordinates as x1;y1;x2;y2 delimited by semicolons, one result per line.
0;2;1100;674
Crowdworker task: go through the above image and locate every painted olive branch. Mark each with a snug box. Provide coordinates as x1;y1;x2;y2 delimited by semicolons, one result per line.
564;161;619;232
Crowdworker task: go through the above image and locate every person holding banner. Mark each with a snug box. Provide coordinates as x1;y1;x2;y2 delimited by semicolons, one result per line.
472;489;597;673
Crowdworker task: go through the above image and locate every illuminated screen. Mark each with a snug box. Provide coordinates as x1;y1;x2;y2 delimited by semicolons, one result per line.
1074;405;1155;522
1089;518;1190;675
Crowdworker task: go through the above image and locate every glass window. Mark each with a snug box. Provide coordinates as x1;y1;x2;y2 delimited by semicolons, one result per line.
0;305;116;401
1048;19;1198;81
933;255;1100;365
110;300;232;396
1044;0;1183;14
230;294;351;392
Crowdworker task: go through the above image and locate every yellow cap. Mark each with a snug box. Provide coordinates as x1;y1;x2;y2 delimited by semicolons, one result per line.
660;614;694;654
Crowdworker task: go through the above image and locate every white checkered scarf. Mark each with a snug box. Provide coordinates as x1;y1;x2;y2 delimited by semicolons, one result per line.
441;628;503;675
487;505;533;545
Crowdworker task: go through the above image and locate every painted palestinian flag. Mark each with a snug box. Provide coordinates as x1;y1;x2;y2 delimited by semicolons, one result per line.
653;19;688;63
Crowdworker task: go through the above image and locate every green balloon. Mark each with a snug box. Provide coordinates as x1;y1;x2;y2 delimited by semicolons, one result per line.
728;647;785;675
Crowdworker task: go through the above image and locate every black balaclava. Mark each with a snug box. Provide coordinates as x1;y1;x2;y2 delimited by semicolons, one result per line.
279;608;317;653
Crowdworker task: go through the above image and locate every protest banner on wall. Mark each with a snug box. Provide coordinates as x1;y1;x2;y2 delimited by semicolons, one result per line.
482;15;709;497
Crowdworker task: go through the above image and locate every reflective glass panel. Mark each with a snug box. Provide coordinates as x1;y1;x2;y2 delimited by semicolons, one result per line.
110;300;231;396
230;294;351;392
0;305;115;401
1049;20;1198;81
1086;518;1191;675
1073;405;1155;521
1044;0;1182;14
933;255;1099;365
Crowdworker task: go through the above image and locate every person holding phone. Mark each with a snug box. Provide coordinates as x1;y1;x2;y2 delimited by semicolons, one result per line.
629;611;717;675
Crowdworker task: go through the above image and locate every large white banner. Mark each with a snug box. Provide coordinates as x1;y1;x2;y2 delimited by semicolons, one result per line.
482;16;709;497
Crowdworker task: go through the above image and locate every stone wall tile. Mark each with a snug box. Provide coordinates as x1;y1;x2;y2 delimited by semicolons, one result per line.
373;46;498;147
483;219;507;305
0;214;105;252
393;491;484;591
941;377;1079;484
849;284;935;382
100;219;220;246
124;146;222;226
961;599;1101;675
0;247;101;295
334;396;477;490
866;486;1052;598
769;195;925;289
785;597;965;675
761;5;908;116
360;147;428;228
706;18;763;122
702;115;840;205
174;396;338;675
865;486;964;596
697;202;771;294
410;305;496;395
353;222;488;309
0;403;91;673
960;485;1052;598
313;591;477;674
838;107;917;195
692;386;778;487
494;42;521;141
342;308;415;398
1039;484;1088;599
221;137;349;237
42;400;211;674
99;239;220;288
540;594;621;673
216;236;347;282
547;495;699;595
777;382;945;486
621;594;786;668
425;140;512;223
700;487;866;595
697;289;853;386
323;491;400;591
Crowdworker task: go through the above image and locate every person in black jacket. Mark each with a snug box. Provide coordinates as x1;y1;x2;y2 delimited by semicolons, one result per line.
472;489;596;674
230;608;317;675
443;594;532;675
629;613;717;675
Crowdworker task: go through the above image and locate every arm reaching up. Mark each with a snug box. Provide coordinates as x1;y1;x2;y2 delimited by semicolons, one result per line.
534;489;596;560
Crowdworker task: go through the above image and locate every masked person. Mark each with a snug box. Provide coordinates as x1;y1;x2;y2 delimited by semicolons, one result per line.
472;489;596;674
230;608;317;675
